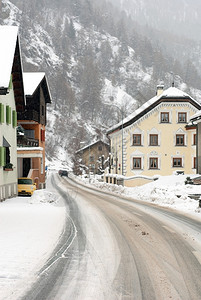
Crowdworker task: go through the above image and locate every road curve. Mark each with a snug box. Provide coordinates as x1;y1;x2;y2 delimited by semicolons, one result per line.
21;173;201;300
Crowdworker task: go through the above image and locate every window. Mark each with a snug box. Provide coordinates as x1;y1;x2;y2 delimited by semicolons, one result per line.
193;134;197;145
42;105;44;116
161;112;169;123
173;158;182;167
178;112;187;123
133;157;141;169
133;134;141;146
194;157;197;169
89;155;94;162
176;134;184;146
149;158;158;169
98;145;102;151
150;134;158;146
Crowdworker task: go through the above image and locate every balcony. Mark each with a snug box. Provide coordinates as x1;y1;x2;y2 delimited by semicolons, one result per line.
17;109;39;123
17;135;39;147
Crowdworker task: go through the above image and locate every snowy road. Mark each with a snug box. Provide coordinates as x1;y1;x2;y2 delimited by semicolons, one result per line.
22;173;201;300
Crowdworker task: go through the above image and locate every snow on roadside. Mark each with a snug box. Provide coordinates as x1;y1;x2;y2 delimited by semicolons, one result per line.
75;174;201;217
0;190;66;300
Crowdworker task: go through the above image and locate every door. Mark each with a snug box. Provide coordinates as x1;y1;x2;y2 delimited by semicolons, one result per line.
23;158;31;177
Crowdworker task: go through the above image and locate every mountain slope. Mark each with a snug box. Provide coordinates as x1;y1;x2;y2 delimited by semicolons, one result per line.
2;0;201;169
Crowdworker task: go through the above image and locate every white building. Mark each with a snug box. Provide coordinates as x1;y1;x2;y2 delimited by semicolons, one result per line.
0;26;25;200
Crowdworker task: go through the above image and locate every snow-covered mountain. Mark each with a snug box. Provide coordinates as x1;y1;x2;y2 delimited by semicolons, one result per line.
2;0;201;169
109;0;201;40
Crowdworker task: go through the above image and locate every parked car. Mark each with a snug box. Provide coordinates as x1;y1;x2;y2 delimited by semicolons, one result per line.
58;170;68;177
18;177;36;196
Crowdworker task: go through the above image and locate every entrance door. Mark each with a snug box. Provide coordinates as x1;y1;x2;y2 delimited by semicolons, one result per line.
23;158;31;177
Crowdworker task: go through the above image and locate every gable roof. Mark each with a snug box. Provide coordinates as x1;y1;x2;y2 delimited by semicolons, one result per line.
108;87;201;135
76;140;110;154
0;25;25;111
23;72;52;103
0;26;18;90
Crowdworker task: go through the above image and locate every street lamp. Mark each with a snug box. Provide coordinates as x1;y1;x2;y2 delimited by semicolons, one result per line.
104;102;124;176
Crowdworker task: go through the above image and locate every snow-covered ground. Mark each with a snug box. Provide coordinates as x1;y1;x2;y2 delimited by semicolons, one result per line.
1;172;201;299
0;184;66;300
78;173;201;218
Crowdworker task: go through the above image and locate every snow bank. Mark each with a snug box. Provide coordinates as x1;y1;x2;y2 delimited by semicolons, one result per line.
0;192;66;300
76;174;201;216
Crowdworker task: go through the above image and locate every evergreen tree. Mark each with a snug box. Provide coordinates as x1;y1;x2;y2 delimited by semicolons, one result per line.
80;58;103;121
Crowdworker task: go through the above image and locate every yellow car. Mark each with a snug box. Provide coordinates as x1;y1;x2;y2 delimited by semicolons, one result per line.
18;177;36;196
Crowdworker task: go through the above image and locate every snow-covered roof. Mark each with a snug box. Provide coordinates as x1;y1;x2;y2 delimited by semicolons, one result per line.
108;87;200;134
0;26;18;89
76;139;110;154
190;110;201;123
23;72;45;96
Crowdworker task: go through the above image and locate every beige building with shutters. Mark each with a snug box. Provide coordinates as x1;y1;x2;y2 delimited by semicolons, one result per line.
107;85;201;187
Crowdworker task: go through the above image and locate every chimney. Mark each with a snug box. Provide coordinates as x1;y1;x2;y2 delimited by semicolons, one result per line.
156;84;164;96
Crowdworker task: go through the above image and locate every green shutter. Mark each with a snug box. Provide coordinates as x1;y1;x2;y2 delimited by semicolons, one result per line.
8;75;13;90
0;147;6;167
12;110;17;127
0;103;4;123
6;105;11;124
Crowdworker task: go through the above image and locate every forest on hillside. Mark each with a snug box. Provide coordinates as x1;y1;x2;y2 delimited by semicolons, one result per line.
2;0;201;166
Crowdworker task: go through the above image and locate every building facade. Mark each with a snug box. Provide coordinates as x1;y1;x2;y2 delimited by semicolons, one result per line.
0;26;25;200
76;140;110;175
17;73;51;189
107;86;201;186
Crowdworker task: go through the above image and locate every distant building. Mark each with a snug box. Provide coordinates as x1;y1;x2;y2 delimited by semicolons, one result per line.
0;26;25;200
107;85;201;186
17;73;51;189
75;140;110;175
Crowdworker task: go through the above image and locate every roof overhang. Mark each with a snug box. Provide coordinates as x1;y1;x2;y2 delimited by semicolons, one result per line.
108;96;201;135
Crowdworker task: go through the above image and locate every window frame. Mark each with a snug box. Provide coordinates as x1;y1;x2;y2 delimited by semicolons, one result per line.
193;157;197;169
133;134;141;146
133;157;142;169
193;134;197;146
178;112;187;123
176;134;185;146
173;157;182;167
149;157;158;169
161;112;169;123
149;134;158;146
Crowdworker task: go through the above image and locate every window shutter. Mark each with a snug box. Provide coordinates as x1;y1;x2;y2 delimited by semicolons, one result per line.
6;106;11;124
0;147;6;167
41;129;45;142
0;103;4;123
12;110;17;127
